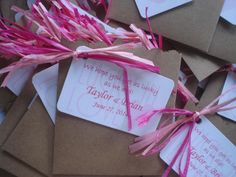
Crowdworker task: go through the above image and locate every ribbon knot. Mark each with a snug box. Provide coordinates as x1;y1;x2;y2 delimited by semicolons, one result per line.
192;111;201;123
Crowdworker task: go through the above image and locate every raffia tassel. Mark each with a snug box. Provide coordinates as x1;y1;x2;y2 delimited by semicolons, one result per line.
130;112;195;156
11;0;158;49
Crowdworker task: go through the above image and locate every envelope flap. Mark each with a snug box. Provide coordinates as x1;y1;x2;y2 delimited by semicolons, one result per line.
0;80;36;145
0;78;45;177
168;40;227;81
209;19;236;63
2;97;54;176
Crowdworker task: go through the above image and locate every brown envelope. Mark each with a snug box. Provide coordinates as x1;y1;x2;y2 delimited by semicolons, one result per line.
108;0;224;52
209;19;236;64
2;96;54;177
0;79;46;177
181;49;226;82
53;49;181;176
166;40;227;82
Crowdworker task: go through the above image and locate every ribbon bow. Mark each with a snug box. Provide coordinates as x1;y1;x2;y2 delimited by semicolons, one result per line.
129;85;236;177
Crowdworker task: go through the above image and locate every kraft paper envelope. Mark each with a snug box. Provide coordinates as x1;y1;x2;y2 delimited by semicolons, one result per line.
108;0;224;52
167;40;227;82
180;47;226;82
2;96;54;177
0;79;46;177
208;19;236;64
53;48;181;176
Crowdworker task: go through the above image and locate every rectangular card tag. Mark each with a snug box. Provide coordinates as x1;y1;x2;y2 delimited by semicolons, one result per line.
57;54;174;136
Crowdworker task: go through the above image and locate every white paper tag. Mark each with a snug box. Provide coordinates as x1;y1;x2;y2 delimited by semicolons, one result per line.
221;0;236;25
160;117;236;177
32;64;58;123
7;66;35;96
58;53;174;136
135;0;192;18
217;65;236;121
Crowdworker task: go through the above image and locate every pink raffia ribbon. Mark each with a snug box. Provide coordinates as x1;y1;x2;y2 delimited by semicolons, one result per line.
145;6;162;49
11;0;156;48
130;85;236;177
177;80;199;104
145;7;158;48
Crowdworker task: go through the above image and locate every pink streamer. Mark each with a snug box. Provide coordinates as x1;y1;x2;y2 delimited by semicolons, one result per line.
177;80;199;104
145;6;162;49
11;0;157;49
145;7;158;48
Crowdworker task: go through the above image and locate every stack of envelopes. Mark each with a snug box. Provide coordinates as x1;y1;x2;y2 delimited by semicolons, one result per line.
0;0;236;177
